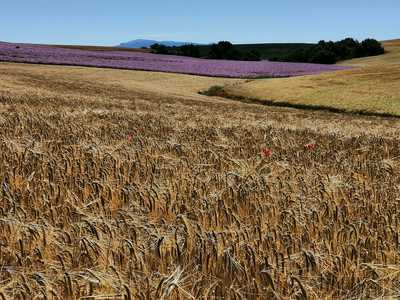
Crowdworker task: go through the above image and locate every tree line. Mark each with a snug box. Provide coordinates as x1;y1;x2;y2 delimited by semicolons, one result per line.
272;38;385;64
149;38;384;64
150;41;262;61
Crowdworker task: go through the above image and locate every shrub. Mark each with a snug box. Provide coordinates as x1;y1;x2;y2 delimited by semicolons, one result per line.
199;85;225;96
208;41;238;59
309;49;337;64
207;41;261;61
178;44;201;58
150;43;170;55
361;39;385;56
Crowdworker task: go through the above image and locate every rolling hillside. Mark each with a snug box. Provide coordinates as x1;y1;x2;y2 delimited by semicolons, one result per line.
221;39;400;116
118;39;198;48
52;44;150;52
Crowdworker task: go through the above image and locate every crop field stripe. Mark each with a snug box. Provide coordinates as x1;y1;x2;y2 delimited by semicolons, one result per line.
0;41;350;78
0;59;251;79
205;89;400;119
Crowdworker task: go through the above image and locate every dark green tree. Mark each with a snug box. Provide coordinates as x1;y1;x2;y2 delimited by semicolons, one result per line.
208;41;241;60
361;39;385;56
309;49;337;64
178;44;201;58
150;44;170;55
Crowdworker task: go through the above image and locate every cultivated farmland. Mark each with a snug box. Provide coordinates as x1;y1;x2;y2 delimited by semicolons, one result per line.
0;42;349;78
222;39;400;116
1;59;400;299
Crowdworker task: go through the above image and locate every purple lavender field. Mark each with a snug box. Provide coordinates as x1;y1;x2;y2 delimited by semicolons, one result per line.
0;42;350;78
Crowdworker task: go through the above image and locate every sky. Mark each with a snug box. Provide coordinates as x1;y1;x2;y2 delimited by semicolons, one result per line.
1;0;399;45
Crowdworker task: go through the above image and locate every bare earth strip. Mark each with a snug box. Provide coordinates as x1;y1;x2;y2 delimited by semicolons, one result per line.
223;40;400;116
2;61;400;298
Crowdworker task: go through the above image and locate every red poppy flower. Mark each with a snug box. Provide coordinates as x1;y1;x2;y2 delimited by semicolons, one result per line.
305;143;317;150
127;134;134;143
262;148;273;158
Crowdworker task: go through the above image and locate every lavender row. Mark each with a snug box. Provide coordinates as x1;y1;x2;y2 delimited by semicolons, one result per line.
0;42;350;78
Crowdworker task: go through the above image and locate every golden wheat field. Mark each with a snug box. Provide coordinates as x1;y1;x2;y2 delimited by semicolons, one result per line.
2;61;400;299
222;40;400;116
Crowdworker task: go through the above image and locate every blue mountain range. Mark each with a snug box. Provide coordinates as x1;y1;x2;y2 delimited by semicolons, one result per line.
118;39;201;48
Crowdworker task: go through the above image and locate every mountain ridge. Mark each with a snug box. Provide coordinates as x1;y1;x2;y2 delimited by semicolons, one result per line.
118;39;201;48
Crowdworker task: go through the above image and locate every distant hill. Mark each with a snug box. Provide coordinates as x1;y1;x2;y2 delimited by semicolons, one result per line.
118;39;199;48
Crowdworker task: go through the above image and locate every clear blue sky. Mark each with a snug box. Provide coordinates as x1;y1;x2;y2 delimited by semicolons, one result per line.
1;0;399;45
